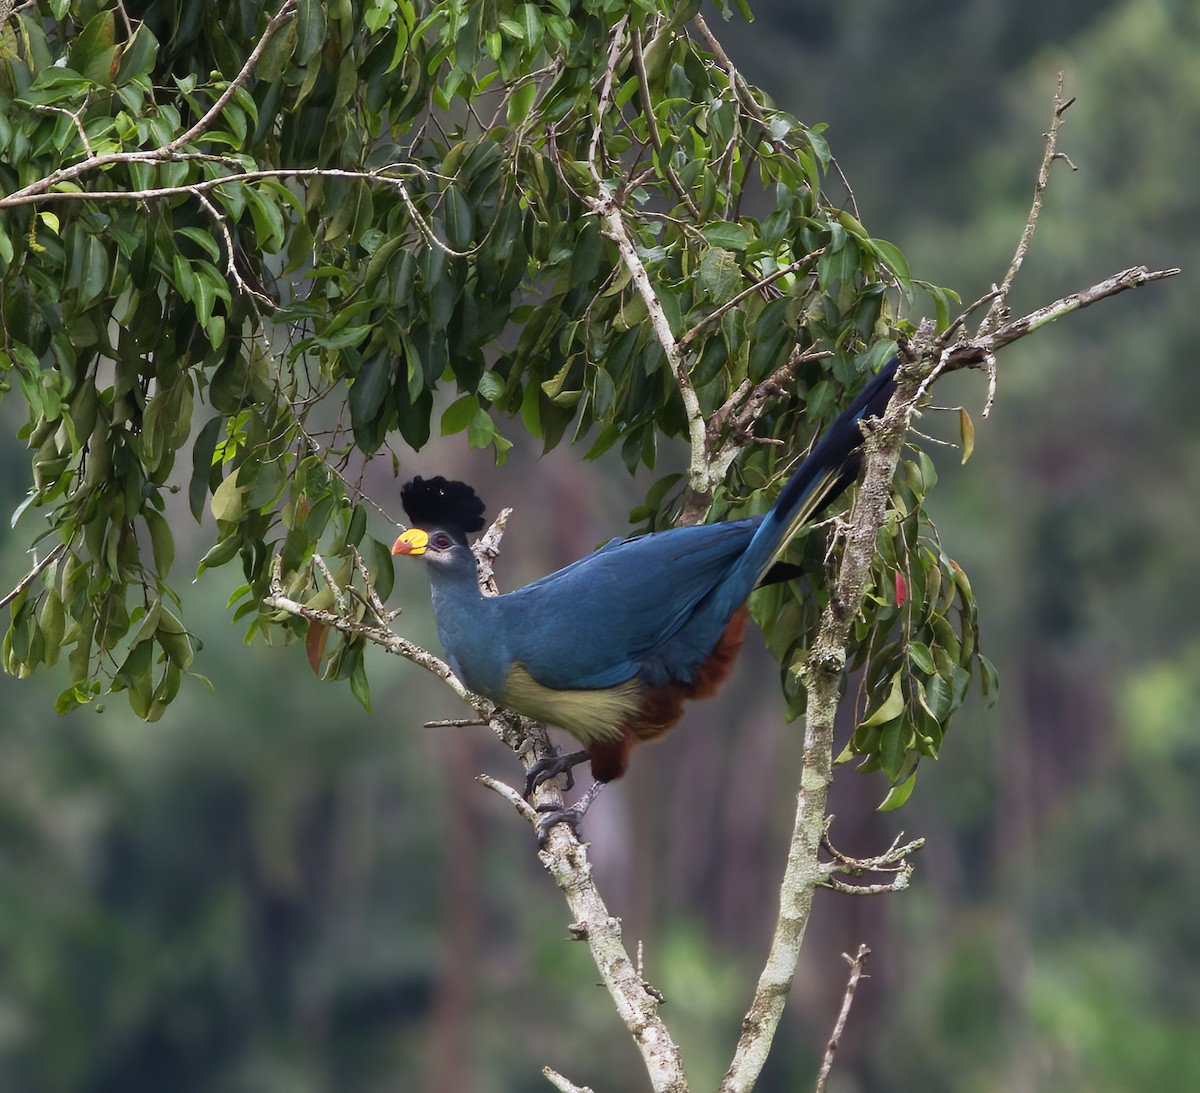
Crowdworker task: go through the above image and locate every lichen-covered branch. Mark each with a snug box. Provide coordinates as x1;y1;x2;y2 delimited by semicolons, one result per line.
719;359;923;1093
720;247;1179;1089
264;548;689;1092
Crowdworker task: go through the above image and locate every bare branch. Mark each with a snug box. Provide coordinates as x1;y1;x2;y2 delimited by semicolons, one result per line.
982;73;1075;333
543;1067;596;1093
947;265;1181;370
473;507;513;597
814;945;872;1093
587;15;629;184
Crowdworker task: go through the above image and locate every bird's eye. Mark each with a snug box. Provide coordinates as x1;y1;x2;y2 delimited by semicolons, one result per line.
431;532;453;550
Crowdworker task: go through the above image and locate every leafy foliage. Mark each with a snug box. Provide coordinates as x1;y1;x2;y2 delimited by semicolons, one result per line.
0;0;983;804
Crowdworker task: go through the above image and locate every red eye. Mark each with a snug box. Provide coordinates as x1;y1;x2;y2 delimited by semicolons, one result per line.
431;532;452;550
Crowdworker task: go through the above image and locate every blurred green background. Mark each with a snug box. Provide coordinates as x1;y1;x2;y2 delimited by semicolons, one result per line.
2;0;1197;1089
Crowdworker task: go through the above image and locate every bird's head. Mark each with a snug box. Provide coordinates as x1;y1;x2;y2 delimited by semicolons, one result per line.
392;476;486;569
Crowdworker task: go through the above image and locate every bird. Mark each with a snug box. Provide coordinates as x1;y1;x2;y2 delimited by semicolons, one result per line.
392;358;898;842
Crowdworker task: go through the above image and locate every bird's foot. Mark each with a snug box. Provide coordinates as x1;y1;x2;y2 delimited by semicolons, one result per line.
535;780;606;847
524;748;590;799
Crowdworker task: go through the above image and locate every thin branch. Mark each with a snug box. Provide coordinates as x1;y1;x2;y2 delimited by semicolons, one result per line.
946;265;1181;370
543;1067;596;1093
590;195;708;501
632;24;701;219
981;72;1075;333
166;0;299;153
3;0;298;206
587;15;629;183
472;507;513;597
814;945;871;1093
0;541;67;612
194;190;277;309
678;255;817;351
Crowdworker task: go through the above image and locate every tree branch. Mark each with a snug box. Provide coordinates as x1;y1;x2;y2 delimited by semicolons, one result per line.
3;0;298;206
632;24;701;219
720;358;923;1093
982;72;1075;333
589;195;708;505
0;541;67;612
814;944;871;1093
263;546;689;1091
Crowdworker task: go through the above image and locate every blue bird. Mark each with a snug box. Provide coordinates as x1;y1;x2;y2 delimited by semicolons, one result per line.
393;358;898;841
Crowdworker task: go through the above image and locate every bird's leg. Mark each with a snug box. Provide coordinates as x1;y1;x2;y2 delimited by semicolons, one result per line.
523;748;590;799
535;779;607;847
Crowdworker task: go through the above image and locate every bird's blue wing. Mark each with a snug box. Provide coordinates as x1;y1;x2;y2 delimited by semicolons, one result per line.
500;519;760;690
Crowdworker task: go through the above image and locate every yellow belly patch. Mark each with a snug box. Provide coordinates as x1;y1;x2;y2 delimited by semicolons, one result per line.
501;663;643;745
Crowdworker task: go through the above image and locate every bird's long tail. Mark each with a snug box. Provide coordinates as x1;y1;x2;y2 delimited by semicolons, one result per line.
721;356;900;601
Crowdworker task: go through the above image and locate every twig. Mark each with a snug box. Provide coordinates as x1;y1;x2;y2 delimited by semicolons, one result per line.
165;0;298;152
543;1067;596;1093
477;773;540;825
350;545;396;625
946;265;1181;369
678;256;817;351
0;541;68;612
814;945;871;1093
820;826;924;896
981;73;1075;333
587;15;629;183
632;24;700;219
472;507;512;597
195;190;277;310
590;195;708;502
4;0;299;206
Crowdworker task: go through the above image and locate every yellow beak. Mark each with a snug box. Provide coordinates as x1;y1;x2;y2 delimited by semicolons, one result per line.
391;528;429;556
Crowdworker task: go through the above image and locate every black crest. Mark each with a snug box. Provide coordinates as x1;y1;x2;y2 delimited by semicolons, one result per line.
400;476;487;537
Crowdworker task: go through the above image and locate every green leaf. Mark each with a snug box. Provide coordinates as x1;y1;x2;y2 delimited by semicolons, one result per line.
443;187;473;250
210;466;245;523
700;247;740;302
295;0;327;64
348;354;393;448
959;405;975;464
349;646;371;711
477;370;505;402
878;770;917;811
507;81;537;127
189;416;224;522
441;394;478;436
68;10;118;86
144;508;175;578
867;236;911;284
861;670;904;728
467;407;495;449
979;654;1000;709
908;641;935;675
878;716;906;779
701;221;751;251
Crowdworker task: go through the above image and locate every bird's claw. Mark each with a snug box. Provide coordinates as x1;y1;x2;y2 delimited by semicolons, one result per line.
532;779;607;847
535;802;585;847
523;748;589;799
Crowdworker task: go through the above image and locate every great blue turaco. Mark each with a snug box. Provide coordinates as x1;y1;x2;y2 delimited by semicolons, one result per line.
393;357;899;843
